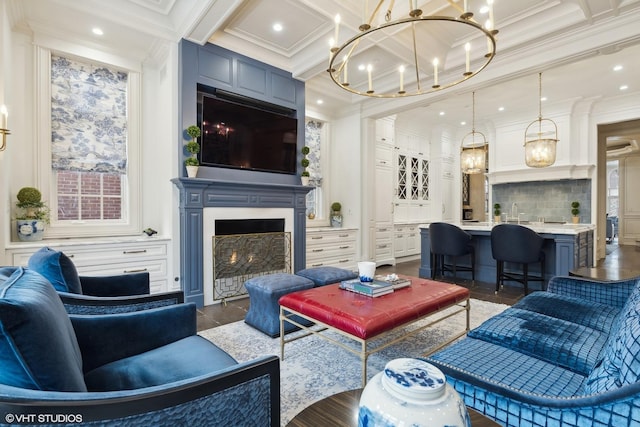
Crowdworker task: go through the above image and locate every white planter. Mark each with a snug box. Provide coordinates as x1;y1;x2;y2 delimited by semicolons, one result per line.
301;176;309;186
186;165;199;178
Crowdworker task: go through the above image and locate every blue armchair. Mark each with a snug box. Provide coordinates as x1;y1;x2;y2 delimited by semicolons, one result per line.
0;267;279;426
27;246;184;314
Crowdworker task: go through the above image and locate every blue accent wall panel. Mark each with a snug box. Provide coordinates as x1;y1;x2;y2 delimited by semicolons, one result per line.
198;49;233;87
237;60;268;95
271;72;297;104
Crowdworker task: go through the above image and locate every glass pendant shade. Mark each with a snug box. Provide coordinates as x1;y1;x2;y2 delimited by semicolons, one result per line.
524;128;557;167
524;73;558;168
460;91;487;174
461;143;487;174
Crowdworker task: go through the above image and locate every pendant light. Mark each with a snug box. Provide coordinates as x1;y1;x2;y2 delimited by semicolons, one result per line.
524;72;558;167
460;92;487;174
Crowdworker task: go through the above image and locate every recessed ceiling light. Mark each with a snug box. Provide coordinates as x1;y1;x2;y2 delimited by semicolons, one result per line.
358;64;366;71
498;106;505;111
439;111;445;116
613;65;623;71
461;121;466;126
479;6;489;14
620;85;629;91
317;99;324;104
92;27;103;36
540;97;547;102
273;23;283;32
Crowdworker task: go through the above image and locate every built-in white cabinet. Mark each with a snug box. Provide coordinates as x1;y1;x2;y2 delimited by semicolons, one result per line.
306;228;357;270
393;223;421;258
5;237;171;294
375;118;395;145
372;118;397;266
394;148;430;223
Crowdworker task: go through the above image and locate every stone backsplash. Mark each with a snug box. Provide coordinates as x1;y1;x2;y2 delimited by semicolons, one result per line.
493;179;591;223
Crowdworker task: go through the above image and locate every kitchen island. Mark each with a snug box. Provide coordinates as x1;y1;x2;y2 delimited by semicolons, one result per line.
419;222;595;287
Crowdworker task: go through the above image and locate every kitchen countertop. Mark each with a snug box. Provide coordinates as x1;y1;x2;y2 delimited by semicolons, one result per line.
419;221;596;235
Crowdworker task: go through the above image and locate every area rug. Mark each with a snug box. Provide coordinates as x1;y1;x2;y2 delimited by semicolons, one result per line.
198;298;508;426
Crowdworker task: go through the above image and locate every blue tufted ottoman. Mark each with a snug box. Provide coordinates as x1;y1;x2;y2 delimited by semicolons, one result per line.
244;273;315;337
295;266;358;287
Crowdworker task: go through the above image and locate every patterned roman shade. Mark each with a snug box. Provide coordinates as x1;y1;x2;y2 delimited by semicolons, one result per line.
50;55;128;174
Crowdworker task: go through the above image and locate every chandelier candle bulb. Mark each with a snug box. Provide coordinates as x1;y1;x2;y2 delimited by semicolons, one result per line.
485;22;492;56
432;58;439;88
399;65;405;93
367;64;373;93
334;14;340;46
343;56;348;83
465;42;471;74
488;0;494;29
0;105;7;129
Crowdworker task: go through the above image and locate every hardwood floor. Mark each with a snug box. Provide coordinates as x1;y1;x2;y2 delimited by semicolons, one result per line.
196;243;640;332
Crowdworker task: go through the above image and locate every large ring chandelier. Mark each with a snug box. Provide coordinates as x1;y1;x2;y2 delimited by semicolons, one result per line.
328;1;499;98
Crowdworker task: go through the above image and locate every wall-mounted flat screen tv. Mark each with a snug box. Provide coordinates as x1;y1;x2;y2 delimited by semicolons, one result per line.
197;85;298;175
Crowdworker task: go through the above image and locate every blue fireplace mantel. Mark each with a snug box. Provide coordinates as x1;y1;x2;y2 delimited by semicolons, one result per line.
171;177;311;307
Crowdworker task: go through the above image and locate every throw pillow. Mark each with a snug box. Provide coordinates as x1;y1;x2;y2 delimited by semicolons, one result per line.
27;246;82;294
0;267;87;391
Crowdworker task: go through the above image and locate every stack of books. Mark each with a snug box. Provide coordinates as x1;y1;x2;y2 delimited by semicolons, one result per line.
339;279;394;297
374;274;412;290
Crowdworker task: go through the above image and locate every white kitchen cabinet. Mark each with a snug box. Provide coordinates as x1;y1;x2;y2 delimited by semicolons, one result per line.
394;223;421;258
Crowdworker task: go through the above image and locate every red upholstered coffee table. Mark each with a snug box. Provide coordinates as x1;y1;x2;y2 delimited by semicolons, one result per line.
279;276;470;386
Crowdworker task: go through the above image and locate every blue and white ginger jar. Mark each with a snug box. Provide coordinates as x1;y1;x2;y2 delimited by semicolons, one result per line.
16;219;46;241
358;358;470;427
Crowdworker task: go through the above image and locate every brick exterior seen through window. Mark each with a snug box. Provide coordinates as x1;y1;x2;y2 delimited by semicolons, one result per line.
57;172;122;220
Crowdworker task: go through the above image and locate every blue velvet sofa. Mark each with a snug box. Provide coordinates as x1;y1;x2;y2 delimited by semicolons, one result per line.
0;266;279;426
427;275;640;427
28;246;184;314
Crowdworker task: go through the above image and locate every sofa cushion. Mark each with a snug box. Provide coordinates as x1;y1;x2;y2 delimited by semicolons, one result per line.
0;267;87;392
296;266;358;287
84;336;237;391
428;337;588;397
28;246;82;294
512;291;621;332
584;285;640;394
468;308;608;375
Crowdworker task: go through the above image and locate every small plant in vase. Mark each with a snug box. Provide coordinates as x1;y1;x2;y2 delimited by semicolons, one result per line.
493;203;501;223
15;186;50;241
300;146;310;185
330;202;343;228
184;125;201;178
571;201;580;224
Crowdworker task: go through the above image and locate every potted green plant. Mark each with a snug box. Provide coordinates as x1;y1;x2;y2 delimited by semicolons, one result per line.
330;202;342;228
300;146;310;185
184;125;201;178
493;203;501;223
15;186;50;241
571;201;580;224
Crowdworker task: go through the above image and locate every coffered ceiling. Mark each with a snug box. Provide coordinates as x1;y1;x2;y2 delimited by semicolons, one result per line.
9;0;640;126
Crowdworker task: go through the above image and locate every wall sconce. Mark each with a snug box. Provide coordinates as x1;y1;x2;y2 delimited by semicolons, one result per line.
0;105;9;151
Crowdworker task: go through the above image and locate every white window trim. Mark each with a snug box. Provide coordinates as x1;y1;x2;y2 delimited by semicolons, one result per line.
35;46;141;238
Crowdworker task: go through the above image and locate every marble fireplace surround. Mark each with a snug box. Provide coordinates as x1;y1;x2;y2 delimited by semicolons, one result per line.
171;177;310;307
